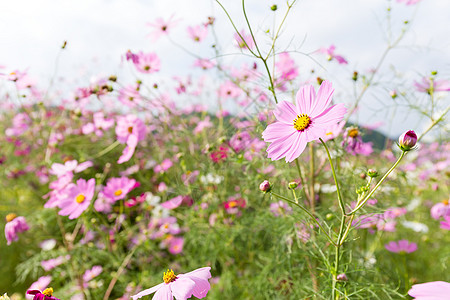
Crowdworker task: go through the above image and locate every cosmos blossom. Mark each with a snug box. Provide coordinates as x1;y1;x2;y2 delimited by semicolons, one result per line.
147;15;180;42
131;267;211;300
4;214;29;245
262;80;346;162
317;45;348;64
408;281;450;299
385;240;417;253
58;178;95;219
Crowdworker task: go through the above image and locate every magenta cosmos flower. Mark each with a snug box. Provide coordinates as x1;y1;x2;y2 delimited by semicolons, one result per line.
132;267;211;300
58;178;95;219
385;240;417;253
262;80;346;162
5;214;29;245
27;288;60;300
408;281;450;300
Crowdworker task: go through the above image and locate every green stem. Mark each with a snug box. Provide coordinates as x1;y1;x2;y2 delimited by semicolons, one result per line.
93;140;121;159
319;138;345;214
332;215;346;300
271;192;336;247
348;151;406;215
309;143;316;214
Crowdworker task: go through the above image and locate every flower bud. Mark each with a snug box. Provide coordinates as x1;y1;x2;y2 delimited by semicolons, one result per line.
270;4;277;11
288;181;298;189
389;90;397;99
398;130;417;151
367;169;379;178
259;180;271;192
336;273;348;282
352;71;358;81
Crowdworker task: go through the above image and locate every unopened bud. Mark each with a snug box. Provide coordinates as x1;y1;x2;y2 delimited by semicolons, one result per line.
259;180;271;192
352;71;358;81
288;181;298;189
398;130;417;151
108;75;117;82
316;77;323;85
431;71;437;76
270;4;277;11
389;90;397;99
337;273;348;282
62;41;67;49
367;169;379;178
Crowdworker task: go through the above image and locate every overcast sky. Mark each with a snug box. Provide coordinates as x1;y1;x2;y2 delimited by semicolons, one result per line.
0;0;449;138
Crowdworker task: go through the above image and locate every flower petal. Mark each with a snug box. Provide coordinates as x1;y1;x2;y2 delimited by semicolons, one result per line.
262;122;296;142
309;80;334;117
183;267;211;280
284;133;307;163
266;131;298;161
311;103;346;129
273;101;299;124
296;84;316;114
131;283;164;300
171;277;196;300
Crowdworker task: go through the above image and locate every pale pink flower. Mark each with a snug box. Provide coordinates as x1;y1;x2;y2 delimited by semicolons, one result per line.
317;45;348;64
147;15;180;42
193;116;213;134
161;196;183;210
5;113;31;137
397;0;422;5
115;115;146;144
133;52;161;73
118;84;142;108
235;30;254;50
83;265;103;282
270;201;293;217
131;267;211;300
41;255;70;271
58;178;95;219
385;240;417;253
154;159;173;173
187;25;208;42
321;121;345;142
193;59;216;70
440;215;450;230
414;77;450;93
262;80;346;162
168;237;184;255
102;177;138;202
275;52;298;81
218;81;241;99
408;281;450;299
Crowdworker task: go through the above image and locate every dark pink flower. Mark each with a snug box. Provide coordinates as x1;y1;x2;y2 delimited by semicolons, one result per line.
131;267;211;300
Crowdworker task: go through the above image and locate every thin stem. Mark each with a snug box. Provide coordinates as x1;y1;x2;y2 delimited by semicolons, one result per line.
103;246;138;300
271;192;336;246
93;140;121;159
309;143;316;214
319;138;345;214
417;105;449;143
348;151;406;215
332;215;346;300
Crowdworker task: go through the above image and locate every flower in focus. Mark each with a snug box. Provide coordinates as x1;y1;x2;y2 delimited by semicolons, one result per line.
408;281;450;299
4;214;29;245
385;240;417;253
58;178;95;219
27;288;60;300
131;267;211;300
259;180;271;192
398;130;417;151
26;276;52;300
262;80;346;162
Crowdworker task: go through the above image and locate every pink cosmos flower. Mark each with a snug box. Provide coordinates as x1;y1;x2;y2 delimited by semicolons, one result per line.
193;59;216;70
133;52;161;74
218;81;241;99
118;84;142;108
116;115;146;144
26;276;52;300
41;255;70;271
161;196;183;210
27;289;60;300
131;267;211;300
154;159;173;173
275;52;298;82
385;240;417;253
193;116;213;134
147;15;180;42
5;214;29;245
317;45;348;64
167;236;184;255
262;80;346;162
397;0;421;5
187;25;208;42
321;121;345;142
414;77;450;94
235;30;254;50
83;265;103;282
5;113;31;137
102;177;138;202
440;215;450;230
408;281;450;299
270;201;293;217
58;178;95;219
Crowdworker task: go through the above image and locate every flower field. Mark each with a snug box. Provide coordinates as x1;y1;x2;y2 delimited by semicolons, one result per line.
1;1;449;299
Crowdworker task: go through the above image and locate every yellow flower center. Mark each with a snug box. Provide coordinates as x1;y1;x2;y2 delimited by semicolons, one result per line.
326;131;333;136
43;288;53;297
348;128;359;138
293;114;311;131
5;213;17;223
163;269;177;283
443;199;449;205
228;201;238;208
114;189;123;196
76;194;86;203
